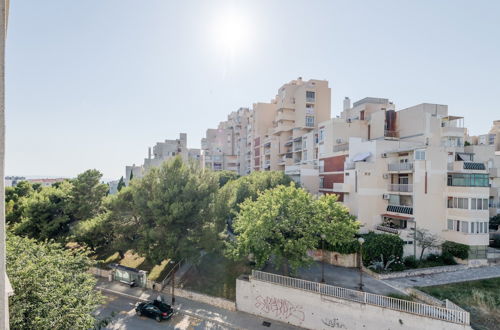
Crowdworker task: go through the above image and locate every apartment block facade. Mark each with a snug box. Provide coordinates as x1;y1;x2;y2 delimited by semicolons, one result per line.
125;133;200;184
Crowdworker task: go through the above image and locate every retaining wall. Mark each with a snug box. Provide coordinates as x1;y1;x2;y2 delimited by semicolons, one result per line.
236;276;471;330
307;249;358;268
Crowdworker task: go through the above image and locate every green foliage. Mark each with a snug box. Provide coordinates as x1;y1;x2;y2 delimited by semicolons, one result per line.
214;170;239;187
361;232;404;267
490;215;500;231
13;181;73;241
69;169;109;221
323;239;360;254
229;184;359;275
403;256;418;268
442;241;469;259
7;234;104;330
117;176;126;192
71;212;114;250
122;157;219;264
5;181;35;224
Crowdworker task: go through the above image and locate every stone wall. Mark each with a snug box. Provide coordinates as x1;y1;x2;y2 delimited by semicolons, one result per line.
236;277;471;330
364;264;468;280
307;249;358;268
161;287;236;311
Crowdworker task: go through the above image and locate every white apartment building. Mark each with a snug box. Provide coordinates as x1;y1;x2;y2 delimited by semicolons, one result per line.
318;99;496;260
125;133;200;184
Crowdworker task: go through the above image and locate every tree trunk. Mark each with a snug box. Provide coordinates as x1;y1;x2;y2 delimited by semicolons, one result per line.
419;247;425;261
283;258;289;276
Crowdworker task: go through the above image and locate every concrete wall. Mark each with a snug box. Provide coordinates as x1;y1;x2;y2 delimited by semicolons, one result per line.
236;277;471;330
307;249;358;268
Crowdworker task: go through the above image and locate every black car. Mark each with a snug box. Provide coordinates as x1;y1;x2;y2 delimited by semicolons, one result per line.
135;300;174;322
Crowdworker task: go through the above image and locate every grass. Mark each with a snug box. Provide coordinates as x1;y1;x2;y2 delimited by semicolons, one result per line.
387;293;414;301
182;252;252;301
418;278;500;330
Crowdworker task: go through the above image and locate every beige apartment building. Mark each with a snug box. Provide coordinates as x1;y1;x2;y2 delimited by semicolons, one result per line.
201;107;251;176
125;133;200;184
318;99;496;260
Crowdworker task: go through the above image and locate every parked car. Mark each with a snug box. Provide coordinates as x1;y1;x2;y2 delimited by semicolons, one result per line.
135;300;174;322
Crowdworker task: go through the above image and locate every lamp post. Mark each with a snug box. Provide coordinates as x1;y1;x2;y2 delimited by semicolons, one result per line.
358;237;365;291
170;260;180;306
320;234;326;283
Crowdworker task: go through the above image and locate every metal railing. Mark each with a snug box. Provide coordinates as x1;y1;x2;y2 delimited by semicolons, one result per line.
251;270;469;325
376;225;400;234
333;143;349;152
388;184;413;192
388;162;414;171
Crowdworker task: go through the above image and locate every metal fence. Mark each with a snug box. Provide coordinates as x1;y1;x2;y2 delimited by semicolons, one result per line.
251;270;469;325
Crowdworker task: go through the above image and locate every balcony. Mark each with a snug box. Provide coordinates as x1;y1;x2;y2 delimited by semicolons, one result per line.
388;184;413;193
276;112;295;122
285;165;300;175
384;130;399;139
333;143;349;152
332;183;351;193
448;161;487;172
387;204;413;215
463;162;486;170
345;161;355;170
376;225;400;235
490;167;500;178
388;162;414;172
273;123;294;134
442;126;466;137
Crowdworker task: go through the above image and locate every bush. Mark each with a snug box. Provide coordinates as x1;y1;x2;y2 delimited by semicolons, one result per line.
323;239;360;254
361;232;404;267
441;252;457;265
442;241;469;260
404;256;419;268
389;258;405;272
426;253;440;262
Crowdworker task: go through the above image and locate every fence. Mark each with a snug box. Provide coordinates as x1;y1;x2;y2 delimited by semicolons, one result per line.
251;270;469;325
89;267;111;278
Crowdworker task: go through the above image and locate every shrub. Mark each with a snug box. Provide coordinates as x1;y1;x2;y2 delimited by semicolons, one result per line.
404;256;419;269
442;241;469;260
361;232;404;267
323;239;360;254
426;253;440;262
441;252;457;265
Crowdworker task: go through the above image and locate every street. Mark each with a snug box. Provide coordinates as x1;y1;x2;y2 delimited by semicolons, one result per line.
95;292;231;329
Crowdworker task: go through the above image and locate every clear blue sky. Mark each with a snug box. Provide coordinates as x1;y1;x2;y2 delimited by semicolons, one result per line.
6;0;500;180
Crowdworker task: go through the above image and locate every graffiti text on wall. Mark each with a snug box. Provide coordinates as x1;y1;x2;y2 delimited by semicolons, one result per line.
254;295;305;322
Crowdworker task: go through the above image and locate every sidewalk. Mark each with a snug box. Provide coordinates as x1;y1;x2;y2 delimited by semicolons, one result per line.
95;279;301;330
385;265;500;288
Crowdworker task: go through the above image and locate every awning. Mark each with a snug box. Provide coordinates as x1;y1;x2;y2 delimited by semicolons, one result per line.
352;152;371;162
381;213;414;220
456;153;473;161
109;263;147;274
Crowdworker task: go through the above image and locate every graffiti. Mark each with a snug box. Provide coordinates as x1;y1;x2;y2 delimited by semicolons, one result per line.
322;317;347;329
254;295;305;322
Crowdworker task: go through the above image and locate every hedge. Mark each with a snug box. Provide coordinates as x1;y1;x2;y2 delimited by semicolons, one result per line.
442;241;469;260
361;232;404;267
322;239;360;254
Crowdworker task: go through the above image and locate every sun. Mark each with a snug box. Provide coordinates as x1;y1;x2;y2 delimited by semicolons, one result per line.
212;9;252;54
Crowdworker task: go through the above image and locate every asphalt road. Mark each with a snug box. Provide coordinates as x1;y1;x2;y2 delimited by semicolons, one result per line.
95;292;232;329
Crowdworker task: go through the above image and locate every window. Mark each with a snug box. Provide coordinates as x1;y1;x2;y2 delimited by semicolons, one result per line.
318;128;325;142
306;91;315;102
306;104;314;114
319;160;324;173
319;177;324;188
470;221;489;234
447;219;467;232
415;149;426;160
305;116;315;127
449;197;468;209
447;174;489;187
471;198;489;210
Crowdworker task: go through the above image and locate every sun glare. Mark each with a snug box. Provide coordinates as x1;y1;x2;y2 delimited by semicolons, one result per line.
212;9;252;54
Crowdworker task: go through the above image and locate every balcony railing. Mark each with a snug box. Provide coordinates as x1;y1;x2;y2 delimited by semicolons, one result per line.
376;225;400;235
333;143;349;152
388;184;413;192
388;162;414;172
384;130;399;138
345;161;355;170
463;162;486;170
387;204;413;215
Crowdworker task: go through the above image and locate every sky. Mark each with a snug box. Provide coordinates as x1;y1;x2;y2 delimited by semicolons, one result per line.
6;0;500;180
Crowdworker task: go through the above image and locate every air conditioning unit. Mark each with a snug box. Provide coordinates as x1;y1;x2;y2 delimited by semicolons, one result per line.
382;173;389;179
336;138;343;144
382;194;390;200
381;153;388;158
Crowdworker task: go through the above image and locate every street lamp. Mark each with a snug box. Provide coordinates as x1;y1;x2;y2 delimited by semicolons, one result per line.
169;260;180;306
320;234;326;283
358;237;365;291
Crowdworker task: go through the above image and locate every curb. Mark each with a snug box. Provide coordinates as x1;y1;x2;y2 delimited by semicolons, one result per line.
97;286;241;329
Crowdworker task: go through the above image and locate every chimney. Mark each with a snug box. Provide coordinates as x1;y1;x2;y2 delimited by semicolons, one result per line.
148;147;151;160
343;97;351;111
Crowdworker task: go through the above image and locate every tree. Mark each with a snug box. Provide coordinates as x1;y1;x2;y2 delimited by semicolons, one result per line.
7;234;104;330
124;157;219;265
229;184;359;275
414;228;441;260
490;214;500;231
214;170;239;187
117;176;126;192
13;181;73;241
361;232;404;267
69;169;109;222
5;181;35;224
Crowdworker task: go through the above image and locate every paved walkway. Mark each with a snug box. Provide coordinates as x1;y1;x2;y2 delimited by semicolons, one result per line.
95;279;300;330
263;261;403;296
385;265;500;288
